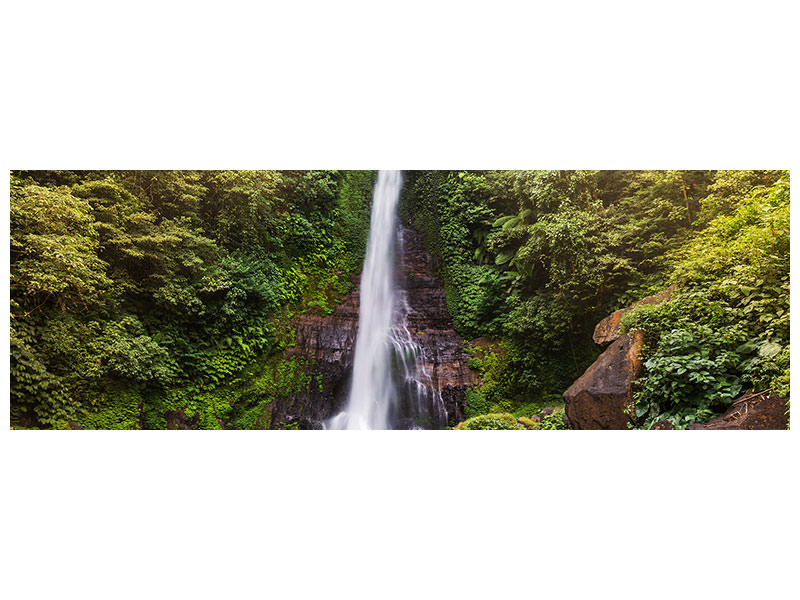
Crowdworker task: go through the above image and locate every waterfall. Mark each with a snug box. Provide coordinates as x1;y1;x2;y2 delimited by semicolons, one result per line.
326;170;447;430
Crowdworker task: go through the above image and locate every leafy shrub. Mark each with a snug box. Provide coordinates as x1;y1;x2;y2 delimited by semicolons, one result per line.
10;170;374;429
464;387;489;419
95;317;176;384
539;407;567;430
631;324;744;429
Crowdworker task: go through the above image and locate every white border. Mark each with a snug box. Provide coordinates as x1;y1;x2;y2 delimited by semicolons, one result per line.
2;2;797;599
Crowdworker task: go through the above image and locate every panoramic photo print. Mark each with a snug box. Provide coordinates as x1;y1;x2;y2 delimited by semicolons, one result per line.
9;170;790;430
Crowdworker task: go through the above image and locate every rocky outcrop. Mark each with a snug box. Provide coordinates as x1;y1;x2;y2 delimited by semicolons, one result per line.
564;288;673;429
687;392;789;430
270;225;476;429
563;331;644;429
593;287;674;346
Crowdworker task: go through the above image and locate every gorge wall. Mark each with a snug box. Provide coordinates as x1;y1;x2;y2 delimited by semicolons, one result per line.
269;224;476;429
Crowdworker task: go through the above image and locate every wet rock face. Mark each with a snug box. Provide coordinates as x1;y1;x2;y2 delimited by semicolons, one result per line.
398;226;477;426
269;273;361;429
563;332;643;430
271;225;476;429
687;393;789;430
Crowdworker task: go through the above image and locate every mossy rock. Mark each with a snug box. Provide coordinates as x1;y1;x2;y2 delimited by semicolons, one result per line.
517;416;541;430
455;413;525;430
455;408;567;430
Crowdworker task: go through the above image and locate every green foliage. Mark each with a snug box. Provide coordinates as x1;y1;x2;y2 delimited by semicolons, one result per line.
10;183;111;309
10;170;375;429
539;408;567;430
94;316;176;383
622;173;790;428
632;323;746;429
461;342;522;418
464;387;489;419
10;325;74;428
406;169;786;425
149;353;311;430
81;386;143;430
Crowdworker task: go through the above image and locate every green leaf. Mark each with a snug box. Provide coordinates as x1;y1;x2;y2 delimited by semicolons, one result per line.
492;215;515;228
759;341;782;358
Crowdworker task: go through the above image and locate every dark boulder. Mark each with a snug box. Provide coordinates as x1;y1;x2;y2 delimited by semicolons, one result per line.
563;332;644;429
687;393;789;430
165;409;200;430
564;288;675;430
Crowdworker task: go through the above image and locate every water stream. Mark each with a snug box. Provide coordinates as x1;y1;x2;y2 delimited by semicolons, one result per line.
326;170;447;430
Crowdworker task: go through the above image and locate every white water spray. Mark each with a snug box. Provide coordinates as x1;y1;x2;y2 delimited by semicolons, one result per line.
326;170;446;430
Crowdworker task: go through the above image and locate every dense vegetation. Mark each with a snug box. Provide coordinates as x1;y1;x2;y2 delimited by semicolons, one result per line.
401;170;789;428
10;170;375;429
10;169;789;429
622;176;789;428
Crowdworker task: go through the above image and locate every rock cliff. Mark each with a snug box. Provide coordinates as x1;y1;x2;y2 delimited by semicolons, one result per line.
270;273;362;428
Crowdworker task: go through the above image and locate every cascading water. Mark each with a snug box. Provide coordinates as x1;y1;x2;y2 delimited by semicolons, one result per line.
326;170;447;430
